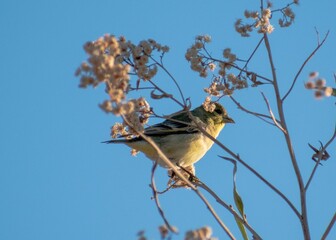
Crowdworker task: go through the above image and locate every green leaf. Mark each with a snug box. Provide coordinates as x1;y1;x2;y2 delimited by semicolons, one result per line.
235;216;249;240
234;186;245;218
219;156;248;240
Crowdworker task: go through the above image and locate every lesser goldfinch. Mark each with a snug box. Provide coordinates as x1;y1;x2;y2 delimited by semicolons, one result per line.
104;102;234;168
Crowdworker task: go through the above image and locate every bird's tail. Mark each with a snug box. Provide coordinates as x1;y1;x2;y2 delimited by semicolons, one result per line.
102;139;128;144
102;138;139;144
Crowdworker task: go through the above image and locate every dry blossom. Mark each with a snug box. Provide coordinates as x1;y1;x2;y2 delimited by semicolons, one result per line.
235;4;302;37
76;34;170;137
185;35;214;78
185;36;248;97
202;97;216;112
305;72;335;99
185;226;217;240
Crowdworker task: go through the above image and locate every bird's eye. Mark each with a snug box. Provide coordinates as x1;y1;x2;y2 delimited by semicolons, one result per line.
214;108;222;114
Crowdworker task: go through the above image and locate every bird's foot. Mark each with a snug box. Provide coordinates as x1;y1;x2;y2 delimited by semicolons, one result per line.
167;164;197;188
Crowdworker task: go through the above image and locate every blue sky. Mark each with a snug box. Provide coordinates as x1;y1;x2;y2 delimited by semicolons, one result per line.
1;0;335;239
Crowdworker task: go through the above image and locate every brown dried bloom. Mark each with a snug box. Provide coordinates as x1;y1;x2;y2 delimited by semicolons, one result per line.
204;82;221;97
130;148;139;156
235;19;253;37
185;36;214;77
304;81;315;90
309;71;319;79
324;87;334;97
168;165;196;188
185;226;215;240
315;78;326;89
208;62;216;71
111;122;128;138
279;7;295;28
203;35;212;43
305;73;335;99
158;225;169;239
314;90;323;99
99;100;113;113
202;97;216;112
222;48;237;64
137;230;147;240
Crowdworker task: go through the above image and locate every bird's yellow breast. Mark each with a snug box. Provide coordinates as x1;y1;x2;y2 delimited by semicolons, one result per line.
126;123;225;168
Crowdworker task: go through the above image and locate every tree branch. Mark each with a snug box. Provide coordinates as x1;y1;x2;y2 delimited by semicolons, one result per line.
122;116;236;239
230;96;280;126
149;56;187;106
321;212;336;240
194;180;262;240
263;33;311;239
186;111;301;219
238;36;265;78
305;126;336;191
282;31;329;102
261;92;287;133
150;161;178;233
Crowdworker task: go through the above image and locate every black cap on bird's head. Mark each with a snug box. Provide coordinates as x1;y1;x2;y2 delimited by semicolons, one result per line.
212;102;235;123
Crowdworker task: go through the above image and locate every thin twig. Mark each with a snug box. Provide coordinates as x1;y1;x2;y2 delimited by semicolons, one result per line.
201;56;273;83
186;111;301;219
263;33;311;239
260;92;287;133
282;31;329;102
194;188;236;239
150;56;187;106
148;79;185;108
122;116;236;239
195;180;262;239
305;126;336;191
271;2;296;13
321;212;336;240
230;96;279;126
238;36;265;77
150;161;178;233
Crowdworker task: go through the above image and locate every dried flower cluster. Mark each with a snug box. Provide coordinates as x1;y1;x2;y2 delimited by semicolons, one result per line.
107;97;152;137
185;35;213;78
235;8;274;37
204;74;248;97
185;36;248;97
202;97;216;112
279;7;296;28
185;226;217;240
305;72;335;99
235;1;299;37
76;35;170;137
167;165;195;188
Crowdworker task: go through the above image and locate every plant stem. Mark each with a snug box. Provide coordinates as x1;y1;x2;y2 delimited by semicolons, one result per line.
263;33;310;239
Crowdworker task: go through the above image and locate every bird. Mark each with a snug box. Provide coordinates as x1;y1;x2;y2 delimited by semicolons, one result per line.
103;102;234;169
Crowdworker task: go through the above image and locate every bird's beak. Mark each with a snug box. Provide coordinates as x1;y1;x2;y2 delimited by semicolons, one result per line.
224;116;235;124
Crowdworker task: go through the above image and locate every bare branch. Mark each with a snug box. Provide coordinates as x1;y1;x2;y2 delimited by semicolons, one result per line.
194;180;262;240
305;126;336;191
263;33;310;239
202;55;273;83
238;36;265;78
321;212;336;240
149;56;187;106
230;96;279;126
282;31;329;102
193;188;236;240
186;111;301;219
148;79;185;108
122;115;236;239
261;92;287;133
150;161;178;233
